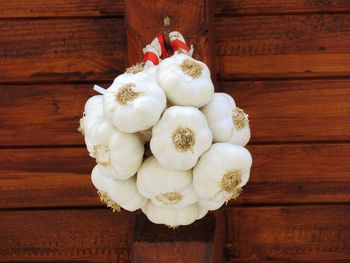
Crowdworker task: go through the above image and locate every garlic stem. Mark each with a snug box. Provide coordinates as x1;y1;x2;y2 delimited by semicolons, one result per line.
172;127;195;152
125;62;145;74
156;192;183;205
221;170;243;200
180;58;203;78
97;191;121;212
232;107;249;130
116;83;139;105
90;145;110;165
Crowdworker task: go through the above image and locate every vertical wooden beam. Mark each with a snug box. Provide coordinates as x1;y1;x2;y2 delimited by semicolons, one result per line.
124;0;216;79
124;0;222;262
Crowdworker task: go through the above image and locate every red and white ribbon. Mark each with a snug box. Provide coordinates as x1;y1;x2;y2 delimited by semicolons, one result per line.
143;31;192;66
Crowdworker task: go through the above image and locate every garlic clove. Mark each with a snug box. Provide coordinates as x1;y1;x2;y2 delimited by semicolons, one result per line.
193;143;252;202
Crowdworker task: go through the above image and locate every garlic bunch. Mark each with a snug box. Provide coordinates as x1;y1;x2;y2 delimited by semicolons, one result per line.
193;143;252;210
91;166;147;211
79;49;252;227
137;156;198;208
150;106;213;170
104;68;166;133
156;53;214;107
201;93;250;146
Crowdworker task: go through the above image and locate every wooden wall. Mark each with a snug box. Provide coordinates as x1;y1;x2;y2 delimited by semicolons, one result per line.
0;0;349;262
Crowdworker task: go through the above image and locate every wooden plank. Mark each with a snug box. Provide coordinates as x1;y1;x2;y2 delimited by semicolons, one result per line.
132;214;216;263
0;84;96;146
125;0;216;72
0;18;126;83
0;209;133;262
221;79;350;142
215;0;350;15
240;144;350;204
0;80;348;145
0;0;124;18
0;148;97;208
1;144;349;208
224;206;350;262
215;14;350;78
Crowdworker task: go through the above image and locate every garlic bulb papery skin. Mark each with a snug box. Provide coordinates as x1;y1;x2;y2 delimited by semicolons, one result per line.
193;143;252;207
78;95;104;150
156;53;214;107
91;166;147;212
87;119;144;180
103;71;166;133
150;106;213;170
201;93;251;146
142;201;203;227
137;156;198;208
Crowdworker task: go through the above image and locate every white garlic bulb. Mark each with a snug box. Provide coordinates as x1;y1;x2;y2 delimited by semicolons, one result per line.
156;53;214;107
142;201;205;227
150;106;213;170
91;166;147;212
193;143;252;208
201;93;250;146
87;120;144;180
103;70;166;133
137;156;198;208
78;95;104;149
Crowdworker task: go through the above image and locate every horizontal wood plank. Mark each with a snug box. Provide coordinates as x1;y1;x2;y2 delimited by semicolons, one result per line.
1;79;349;146
221;79;350;142
1;144;349;209
216;0;350;15
215;14;350;78
0;0;123;18
0;84;96;146
240;143;350;204
224;205;350;262
0;148;96;208
0;209;133;261
0;18;126;83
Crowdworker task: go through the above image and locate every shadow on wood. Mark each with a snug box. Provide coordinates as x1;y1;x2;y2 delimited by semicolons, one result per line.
132;214;216;263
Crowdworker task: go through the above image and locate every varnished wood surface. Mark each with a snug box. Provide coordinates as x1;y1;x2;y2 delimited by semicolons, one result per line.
1;79;349;146
0;0;124;18
220;80;350;142
0;0;349;262
1;144;349;209
224;206;350;262
0;84;96;146
0;209;134;262
216;14;350;79
0;18;126;83
215;0;350;15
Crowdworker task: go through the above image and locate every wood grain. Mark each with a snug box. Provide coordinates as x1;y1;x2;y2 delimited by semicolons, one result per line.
1;144;349;209
125;0;215;72
0;0;124;18
221;79;350;142
224;206;350;262
0;18;126;83
215;14;350;79
0;148;97;208
239;143;350;204
1;79;349;146
0;84;97;146
215;0;350;15
0;209;133;262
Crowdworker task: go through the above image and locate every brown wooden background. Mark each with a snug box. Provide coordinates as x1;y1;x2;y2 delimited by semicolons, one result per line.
0;0;349;262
